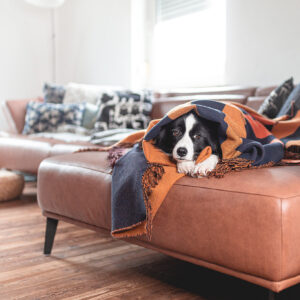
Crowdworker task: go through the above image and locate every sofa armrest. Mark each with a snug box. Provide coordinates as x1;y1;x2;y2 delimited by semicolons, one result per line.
4;97;43;134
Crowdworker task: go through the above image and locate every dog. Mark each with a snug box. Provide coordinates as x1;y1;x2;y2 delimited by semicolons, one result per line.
154;111;221;177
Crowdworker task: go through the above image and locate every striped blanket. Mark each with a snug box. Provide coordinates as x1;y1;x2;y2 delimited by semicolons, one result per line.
111;100;300;238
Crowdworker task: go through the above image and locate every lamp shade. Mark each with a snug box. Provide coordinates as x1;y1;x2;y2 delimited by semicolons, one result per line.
25;0;65;8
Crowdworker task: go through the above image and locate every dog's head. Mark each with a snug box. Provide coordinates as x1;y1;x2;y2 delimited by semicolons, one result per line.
154;111;220;161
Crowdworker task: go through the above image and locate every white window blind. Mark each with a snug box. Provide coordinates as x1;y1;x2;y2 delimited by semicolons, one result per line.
156;0;210;22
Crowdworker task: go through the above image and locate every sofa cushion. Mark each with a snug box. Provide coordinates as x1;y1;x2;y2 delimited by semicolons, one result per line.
82;103;100;129
258;77;294;118
0;133;95;173
278;83;300;117
94;90;153;131
43;83;66;104
23;102;85;134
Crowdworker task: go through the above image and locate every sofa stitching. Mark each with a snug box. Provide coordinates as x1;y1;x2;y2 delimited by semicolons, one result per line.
174;183;300;199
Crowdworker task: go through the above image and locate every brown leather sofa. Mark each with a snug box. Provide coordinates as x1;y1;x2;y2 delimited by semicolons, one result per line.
4;85;289;299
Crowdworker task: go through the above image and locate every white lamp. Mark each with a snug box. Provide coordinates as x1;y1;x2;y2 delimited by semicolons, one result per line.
24;0;66;82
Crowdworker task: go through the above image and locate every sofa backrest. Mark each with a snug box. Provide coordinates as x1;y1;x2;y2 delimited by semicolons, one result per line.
154;85;257;98
5;97;43;133
4;85;276;133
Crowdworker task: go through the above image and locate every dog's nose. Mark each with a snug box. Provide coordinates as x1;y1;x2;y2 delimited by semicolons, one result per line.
177;147;187;157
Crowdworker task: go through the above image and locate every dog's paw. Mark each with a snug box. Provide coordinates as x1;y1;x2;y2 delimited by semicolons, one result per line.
177;160;195;175
192;154;219;178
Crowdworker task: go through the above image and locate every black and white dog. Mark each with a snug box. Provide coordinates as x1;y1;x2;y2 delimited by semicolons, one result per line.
155;111;221;177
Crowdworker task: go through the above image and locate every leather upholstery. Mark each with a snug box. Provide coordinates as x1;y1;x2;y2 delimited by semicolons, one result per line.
5;97;43;133
0;133;94;173
245;96;265;111
155;86;257;98
38;152;112;230
255;86;276;97
38;152;300;291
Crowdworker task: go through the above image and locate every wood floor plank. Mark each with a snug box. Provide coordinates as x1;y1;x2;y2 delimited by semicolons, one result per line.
0;184;299;299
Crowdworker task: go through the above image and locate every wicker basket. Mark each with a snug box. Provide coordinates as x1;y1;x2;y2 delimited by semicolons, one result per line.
0;170;25;201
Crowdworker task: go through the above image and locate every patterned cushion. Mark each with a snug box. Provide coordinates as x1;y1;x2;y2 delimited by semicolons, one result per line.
94;90;153;131
277;83;300;117
258;77;294;118
82;103;100;129
43;83;66;104
22;102;85;134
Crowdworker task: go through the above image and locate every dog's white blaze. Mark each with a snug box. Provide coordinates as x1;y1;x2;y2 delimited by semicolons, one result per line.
172;114;196;161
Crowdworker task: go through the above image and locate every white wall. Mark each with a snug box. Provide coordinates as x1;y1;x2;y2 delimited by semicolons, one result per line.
0;0;52;99
0;0;52;130
56;0;131;87
225;0;300;86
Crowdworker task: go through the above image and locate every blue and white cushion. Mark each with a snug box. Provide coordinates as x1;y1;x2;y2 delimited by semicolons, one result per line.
22;102;85;134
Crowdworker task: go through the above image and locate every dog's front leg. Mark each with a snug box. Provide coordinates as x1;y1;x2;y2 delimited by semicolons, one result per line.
192;154;219;178
177;160;195;176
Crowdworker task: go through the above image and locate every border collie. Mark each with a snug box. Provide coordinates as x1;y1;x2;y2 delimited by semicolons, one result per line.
154;111;221;177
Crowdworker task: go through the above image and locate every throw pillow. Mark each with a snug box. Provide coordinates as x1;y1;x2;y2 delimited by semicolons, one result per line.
258;77;294;118
43;83;66;104
63;82;123;105
277;83;300;117
94;90;153;131
82;103;100;130
22;102;85;134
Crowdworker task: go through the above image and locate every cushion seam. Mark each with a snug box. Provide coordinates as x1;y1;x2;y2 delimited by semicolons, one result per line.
174;183;298;199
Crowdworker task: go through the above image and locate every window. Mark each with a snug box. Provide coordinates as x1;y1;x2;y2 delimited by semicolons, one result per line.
150;0;226;88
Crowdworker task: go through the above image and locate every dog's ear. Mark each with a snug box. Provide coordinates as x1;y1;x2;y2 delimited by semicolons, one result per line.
206;120;222;158
153;126;166;146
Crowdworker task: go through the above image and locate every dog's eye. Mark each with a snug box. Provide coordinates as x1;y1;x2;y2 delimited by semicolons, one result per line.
193;134;201;140
172;129;181;137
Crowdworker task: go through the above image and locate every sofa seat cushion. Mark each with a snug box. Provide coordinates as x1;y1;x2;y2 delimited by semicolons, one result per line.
0;133;96;173
38;151;300;289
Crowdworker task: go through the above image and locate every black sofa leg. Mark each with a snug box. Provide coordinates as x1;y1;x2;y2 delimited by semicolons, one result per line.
44;217;58;255
268;290;277;300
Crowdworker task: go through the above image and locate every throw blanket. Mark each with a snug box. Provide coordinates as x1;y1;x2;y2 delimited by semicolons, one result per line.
111;100;300;239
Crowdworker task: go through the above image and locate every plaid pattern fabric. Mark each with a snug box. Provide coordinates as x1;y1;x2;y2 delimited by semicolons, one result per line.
23;102;85;134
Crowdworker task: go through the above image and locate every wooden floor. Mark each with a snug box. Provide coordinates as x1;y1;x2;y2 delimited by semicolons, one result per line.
0;184;300;300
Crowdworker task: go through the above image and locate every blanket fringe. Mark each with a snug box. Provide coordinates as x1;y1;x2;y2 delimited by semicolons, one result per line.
75;143;134;169
207;158;275;178
142;163;165;239
107;143;134;168
284;147;300;159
